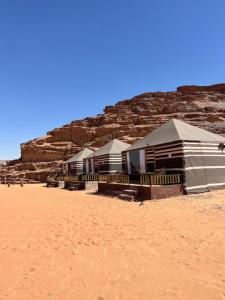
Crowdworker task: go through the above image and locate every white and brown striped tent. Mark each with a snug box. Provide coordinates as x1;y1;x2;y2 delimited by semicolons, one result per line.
84;139;130;174
65;148;94;175
123;119;225;193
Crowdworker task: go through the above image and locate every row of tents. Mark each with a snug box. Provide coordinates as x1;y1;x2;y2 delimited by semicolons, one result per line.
63;118;225;194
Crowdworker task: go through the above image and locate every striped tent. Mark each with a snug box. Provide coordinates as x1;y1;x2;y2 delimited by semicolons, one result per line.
65;148;94;175
123;119;225;193
84;139;130;174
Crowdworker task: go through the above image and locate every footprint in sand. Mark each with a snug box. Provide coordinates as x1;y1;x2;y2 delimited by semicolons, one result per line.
29;267;36;272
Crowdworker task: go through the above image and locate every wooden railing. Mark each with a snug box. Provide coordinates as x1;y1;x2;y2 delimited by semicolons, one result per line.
140;174;182;185
58;175;79;182
81;174;99;181
56;174;181;186
99;174;129;184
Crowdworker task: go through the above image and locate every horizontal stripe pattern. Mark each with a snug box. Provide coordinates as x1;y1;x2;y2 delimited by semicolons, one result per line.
68;161;84;175
186;182;225;191
84;154;123;174
125;140;225;193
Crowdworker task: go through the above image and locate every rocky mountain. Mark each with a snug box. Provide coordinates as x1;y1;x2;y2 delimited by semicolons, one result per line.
2;83;225;182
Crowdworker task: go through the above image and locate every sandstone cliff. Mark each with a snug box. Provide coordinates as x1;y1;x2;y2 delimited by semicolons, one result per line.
2;83;225;182
20;83;225;163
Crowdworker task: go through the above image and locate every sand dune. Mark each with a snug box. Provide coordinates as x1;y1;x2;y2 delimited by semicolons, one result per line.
0;184;225;299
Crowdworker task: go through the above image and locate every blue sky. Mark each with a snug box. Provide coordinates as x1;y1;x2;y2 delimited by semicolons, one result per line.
1;0;225;159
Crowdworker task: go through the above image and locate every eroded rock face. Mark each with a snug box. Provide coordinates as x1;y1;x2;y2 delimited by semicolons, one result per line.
0;161;63;183
2;83;225;182
20;83;225;164
177;84;225;94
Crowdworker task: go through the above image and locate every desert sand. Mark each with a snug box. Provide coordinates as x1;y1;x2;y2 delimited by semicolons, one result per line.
0;185;225;300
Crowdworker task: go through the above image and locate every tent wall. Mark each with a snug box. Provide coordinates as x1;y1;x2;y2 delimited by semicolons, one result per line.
126;141;185;175
183;142;225;193
122;152;127;174
95;154;123;174
150;142;184;174
68;161;84;175
109;154;123;173
146;148;155;173
84;153;123;174
153;141;185;172
145;140;225;193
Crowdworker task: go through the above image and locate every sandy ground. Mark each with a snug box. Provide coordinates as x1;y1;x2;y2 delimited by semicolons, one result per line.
0;185;225;300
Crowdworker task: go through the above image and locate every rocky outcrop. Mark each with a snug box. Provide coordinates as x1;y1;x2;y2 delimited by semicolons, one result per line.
2;83;225;182
177;83;225;94
0;161;63;183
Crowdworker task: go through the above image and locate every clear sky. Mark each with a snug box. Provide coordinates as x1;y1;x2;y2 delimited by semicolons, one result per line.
1;0;225;159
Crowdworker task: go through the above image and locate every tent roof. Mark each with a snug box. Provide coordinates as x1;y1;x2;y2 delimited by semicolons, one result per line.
87;139;130;158
66;148;94;163
127;118;225;151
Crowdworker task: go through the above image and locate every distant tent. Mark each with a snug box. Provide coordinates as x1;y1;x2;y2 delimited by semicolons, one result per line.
84;139;130;174
123;118;225;193
65;148;94;175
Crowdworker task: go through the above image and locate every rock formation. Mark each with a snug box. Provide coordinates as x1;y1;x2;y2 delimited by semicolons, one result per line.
2;83;225;182
177;83;225;94
0;160;6;166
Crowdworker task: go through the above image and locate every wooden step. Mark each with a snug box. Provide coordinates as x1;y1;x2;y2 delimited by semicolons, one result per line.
123;189;138;196
119;194;135;202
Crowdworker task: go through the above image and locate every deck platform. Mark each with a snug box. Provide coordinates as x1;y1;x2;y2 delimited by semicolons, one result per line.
98;182;183;201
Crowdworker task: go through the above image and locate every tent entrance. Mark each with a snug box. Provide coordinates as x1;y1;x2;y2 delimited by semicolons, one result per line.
128;150;146;175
